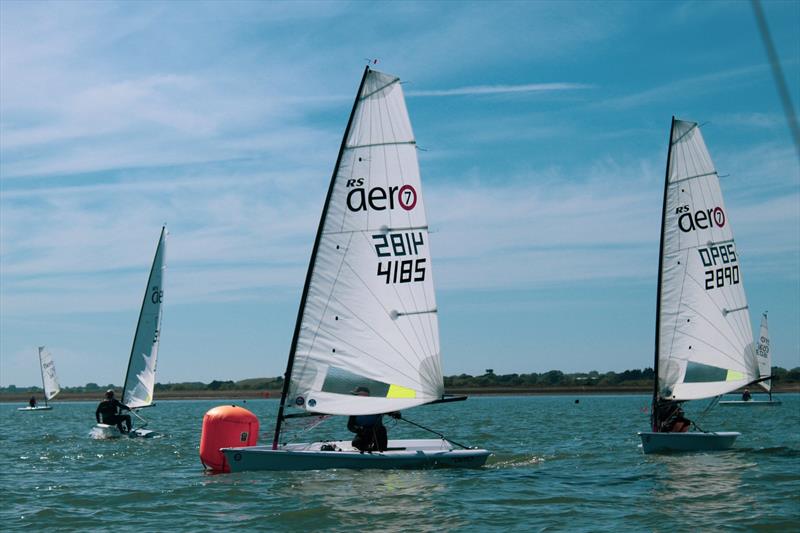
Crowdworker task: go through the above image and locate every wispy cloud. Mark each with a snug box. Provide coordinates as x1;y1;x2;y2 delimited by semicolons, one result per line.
4;144;794;315
597;64;770;110
2;1;798;385
407;82;592;98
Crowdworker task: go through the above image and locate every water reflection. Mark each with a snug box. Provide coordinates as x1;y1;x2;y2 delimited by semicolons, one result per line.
649;451;756;528
271;469;464;531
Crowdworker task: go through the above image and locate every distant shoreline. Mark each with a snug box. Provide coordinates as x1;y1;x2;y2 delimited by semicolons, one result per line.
2;384;797;403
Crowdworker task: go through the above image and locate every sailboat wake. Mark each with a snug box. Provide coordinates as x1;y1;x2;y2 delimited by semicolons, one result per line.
485;453;544;469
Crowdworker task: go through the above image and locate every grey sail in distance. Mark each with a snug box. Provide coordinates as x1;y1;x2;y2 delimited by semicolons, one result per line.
39;346;60;401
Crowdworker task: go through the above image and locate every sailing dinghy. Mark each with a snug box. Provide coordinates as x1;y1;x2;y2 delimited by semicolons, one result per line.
17;346;60;411
221;66;490;471
638;118;763;454
93;226;166;439
720;312;781;406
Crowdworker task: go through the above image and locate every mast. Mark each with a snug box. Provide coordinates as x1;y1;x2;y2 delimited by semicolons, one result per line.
271;65;371;449
38;346;48;407
651;116;676;431
122;225;166;406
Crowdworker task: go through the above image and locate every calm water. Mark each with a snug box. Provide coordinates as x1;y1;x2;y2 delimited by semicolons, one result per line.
1;395;798;531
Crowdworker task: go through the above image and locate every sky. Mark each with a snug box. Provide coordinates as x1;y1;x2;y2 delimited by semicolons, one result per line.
1;0;798;388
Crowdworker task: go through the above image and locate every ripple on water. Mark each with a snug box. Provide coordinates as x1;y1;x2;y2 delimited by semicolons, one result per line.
0;396;798;531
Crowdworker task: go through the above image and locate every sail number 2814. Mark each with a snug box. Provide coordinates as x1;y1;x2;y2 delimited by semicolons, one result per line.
697;243;739;290
372;231;426;284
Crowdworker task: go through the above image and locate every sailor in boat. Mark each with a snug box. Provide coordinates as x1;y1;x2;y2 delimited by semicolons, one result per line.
655;401;691;433
29;396;37;408
95;390;132;433
347;386;401;452
742;388;752;402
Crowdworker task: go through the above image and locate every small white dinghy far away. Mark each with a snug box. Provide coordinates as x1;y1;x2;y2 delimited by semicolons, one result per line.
18;346;60;412
639;118;764;454
92;227;167;440
720;312;782;406
203;67;489;472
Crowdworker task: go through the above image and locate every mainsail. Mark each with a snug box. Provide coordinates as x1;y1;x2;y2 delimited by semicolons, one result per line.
122;226;167;409
282;67;443;419
755;312;771;392
655;118;758;403
38;346;60;401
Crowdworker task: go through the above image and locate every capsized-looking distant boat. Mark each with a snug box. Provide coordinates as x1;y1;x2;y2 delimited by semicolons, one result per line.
93;226;166;439
720;311;782;406
17;346;60;411
638;118;764;454
219;66;490;471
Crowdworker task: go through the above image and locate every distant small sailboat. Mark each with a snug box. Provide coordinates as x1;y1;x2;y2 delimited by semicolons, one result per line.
18;346;60;411
720;311;782;406
638;117;763;453
218;66;490;471
93;226;166;438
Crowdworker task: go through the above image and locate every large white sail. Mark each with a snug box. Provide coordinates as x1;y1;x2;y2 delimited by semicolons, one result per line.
122;227;167;409
38;346;60;401
287;68;443;416
755;312;771;392
657;119;758;402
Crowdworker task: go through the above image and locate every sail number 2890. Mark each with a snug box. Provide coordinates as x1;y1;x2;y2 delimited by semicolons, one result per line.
372;231;427;284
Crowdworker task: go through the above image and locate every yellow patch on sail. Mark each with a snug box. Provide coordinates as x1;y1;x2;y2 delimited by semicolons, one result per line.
726;370;744;381
386;384;416;399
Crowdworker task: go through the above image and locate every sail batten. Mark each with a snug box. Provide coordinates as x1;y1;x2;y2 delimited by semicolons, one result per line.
346;141;416;150
284;68;443;417
122;227;167;409
672;171;718;184
655;119;757;403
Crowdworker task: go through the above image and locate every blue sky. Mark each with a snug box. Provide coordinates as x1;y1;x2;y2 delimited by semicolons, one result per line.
1;1;798;387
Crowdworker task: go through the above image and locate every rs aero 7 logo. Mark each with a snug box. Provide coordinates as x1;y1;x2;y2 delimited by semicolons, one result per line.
675;204;726;233
345;178;417;212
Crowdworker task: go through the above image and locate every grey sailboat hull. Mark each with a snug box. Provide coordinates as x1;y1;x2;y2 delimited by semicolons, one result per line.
719;400;781;406
638;431;740;454
222;438;490;472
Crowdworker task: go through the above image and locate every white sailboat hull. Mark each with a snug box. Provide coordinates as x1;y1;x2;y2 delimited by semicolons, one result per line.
222;438;490;472
17;405;53;411
638;431;740;454
719;400;782;406
91;423;156;439
92;424;123;439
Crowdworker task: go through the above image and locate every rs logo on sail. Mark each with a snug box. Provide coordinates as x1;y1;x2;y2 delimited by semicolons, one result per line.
345;178;417;212
676;205;726;232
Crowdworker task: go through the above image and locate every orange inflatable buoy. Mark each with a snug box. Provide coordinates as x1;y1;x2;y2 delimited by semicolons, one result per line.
199;405;259;473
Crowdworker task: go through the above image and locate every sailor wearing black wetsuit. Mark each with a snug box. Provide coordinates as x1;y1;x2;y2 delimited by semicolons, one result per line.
348;412;388;452
347;386;400;452
96;390;132;433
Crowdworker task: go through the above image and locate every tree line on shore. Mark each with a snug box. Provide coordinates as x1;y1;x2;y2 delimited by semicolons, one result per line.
3;367;799;394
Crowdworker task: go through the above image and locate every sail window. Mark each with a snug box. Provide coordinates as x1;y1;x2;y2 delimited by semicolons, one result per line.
683;361;745;383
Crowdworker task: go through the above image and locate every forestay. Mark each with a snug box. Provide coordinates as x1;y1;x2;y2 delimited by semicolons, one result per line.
657;119;758;401
288;69;443;416
122;227;167;409
39;346;60;400
755;312;771;392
